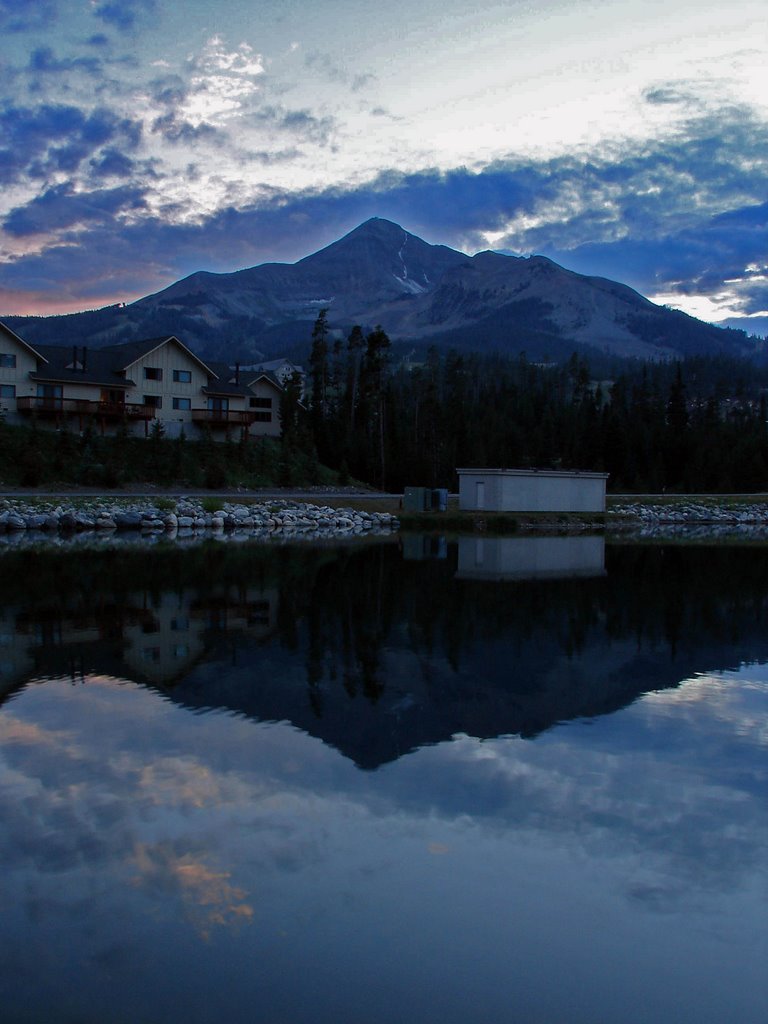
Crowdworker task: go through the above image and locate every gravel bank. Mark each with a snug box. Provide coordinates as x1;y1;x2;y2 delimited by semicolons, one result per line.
0;497;399;547
610;501;768;539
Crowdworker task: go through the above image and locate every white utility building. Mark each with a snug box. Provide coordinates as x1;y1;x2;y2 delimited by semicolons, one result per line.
457;468;609;513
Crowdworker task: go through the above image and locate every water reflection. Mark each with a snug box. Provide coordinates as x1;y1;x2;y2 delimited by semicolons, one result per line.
3;537;768;766
456;533;605;579
0;537;766;1024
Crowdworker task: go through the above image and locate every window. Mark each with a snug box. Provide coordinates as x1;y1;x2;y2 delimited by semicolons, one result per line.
0;385;15;399
252;411;272;422
144;395;163;409
173;369;192;383
0;353;16;368
144;366;162;381
37;384;62;409
172;397;191;411
249;396;272;408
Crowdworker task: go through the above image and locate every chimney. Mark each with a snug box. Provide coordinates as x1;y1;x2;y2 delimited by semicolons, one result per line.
72;344;77;369
82;346;88;372
235;362;240;385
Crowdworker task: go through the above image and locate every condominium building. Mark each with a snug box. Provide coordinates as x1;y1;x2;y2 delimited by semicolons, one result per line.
0;321;287;439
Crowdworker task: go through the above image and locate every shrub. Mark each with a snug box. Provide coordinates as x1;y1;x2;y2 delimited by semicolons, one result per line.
204;460;227;489
19;446;45;487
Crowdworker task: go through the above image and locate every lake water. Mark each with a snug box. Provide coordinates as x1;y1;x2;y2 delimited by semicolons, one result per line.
0;535;765;1024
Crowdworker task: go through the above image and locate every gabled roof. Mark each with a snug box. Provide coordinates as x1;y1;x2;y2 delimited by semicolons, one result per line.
31;344;136;387
202;362;283;397
252;358;305;374
29;335;217;387
202;360;250;396
244;370;283;391
110;335;216;377
0;320;48;363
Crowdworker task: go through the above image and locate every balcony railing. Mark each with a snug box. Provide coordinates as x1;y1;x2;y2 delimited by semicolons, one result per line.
17;397;154;420
191;409;259;426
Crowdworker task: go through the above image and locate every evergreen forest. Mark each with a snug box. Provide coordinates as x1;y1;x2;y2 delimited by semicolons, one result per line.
304;311;768;493
3;308;768;493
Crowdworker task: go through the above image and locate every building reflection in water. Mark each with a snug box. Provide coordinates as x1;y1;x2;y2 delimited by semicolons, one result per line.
456;534;606;580
5;583;278;693
3;538;768;770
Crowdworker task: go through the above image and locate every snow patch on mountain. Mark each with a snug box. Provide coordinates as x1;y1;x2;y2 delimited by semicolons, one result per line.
394;233;428;294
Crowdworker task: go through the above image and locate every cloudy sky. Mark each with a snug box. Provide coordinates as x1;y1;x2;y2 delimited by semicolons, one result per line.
0;0;766;335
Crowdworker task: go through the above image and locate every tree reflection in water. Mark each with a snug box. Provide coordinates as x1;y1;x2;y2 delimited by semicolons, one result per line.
3;537;768;768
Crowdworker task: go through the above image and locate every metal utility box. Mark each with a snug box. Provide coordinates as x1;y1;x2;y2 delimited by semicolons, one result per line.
403;487;448;513
403;487;431;512
431;488;448;512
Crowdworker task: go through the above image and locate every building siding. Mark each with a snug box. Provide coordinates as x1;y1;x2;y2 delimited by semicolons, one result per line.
458;468;608;513
0;324;284;441
125;341;211;437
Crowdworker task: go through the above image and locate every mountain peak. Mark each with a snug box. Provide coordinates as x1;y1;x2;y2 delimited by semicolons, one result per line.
335;217;459;252
355;216;406;232
3;217;748;365
335;217;411;246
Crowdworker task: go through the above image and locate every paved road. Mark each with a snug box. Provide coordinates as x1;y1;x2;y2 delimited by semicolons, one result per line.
609;493;768;501
0;487;405;501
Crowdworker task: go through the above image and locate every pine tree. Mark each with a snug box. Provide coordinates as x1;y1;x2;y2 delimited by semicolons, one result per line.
308;309;330;459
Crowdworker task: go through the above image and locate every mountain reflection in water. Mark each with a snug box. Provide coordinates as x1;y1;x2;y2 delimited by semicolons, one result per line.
1;534;766;1024
2;536;768;768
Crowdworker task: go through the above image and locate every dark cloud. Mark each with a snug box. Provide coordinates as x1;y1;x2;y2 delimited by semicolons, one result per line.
145;73;225;144
721;315;768;338
146;71;331;150
643;84;697;107
150;114;220;143
303;51;376;93
0;103;142;184
0;97;765;328
92;0;155;32
89;148;136;178
148;73;188;110
251;105;336;145
0;166;538;302
3;182;147;236
466;104;768;321
28;46;102;77
86;33;111;48
246;148;303;165
0;0;57;33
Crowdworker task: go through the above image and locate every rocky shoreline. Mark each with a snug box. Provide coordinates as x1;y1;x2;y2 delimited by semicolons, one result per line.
4;496;768;548
608;500;768;540
0;497;399;544
611;500;768;524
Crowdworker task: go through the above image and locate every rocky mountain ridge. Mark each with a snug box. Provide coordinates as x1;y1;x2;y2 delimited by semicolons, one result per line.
3;217;758;364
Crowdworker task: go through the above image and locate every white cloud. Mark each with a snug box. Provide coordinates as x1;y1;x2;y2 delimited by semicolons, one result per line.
179;36;265;128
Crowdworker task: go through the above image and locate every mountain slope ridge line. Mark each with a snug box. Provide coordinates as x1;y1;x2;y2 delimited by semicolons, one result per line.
2;217;759;366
